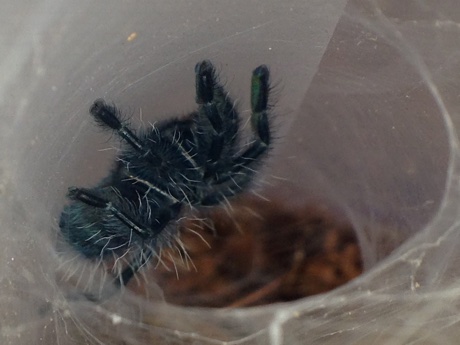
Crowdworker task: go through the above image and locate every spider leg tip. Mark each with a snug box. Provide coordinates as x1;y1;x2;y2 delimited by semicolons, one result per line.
253;65;270;80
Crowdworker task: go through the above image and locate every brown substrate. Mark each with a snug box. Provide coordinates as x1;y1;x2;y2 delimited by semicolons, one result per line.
148;195;363;308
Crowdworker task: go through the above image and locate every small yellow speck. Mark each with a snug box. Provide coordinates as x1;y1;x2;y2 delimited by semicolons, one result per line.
127;32;138;42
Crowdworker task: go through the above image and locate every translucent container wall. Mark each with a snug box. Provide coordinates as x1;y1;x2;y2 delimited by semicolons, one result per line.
2;0;460;344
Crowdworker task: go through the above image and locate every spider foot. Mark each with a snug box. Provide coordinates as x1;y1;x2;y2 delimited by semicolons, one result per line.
251;65;271;145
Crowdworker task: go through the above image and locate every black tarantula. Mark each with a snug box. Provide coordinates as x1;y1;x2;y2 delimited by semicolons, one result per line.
59;60;272;292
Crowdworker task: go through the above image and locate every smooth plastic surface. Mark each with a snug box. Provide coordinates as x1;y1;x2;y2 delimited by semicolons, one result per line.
2;0;459;344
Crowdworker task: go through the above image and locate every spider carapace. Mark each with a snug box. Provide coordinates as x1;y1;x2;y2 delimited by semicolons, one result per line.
59;60;273;291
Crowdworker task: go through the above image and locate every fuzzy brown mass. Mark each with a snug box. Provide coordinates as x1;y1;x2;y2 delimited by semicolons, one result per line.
146;196;363;307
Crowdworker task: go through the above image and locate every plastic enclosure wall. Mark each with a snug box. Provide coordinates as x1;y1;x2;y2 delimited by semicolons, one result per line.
1;0;460;344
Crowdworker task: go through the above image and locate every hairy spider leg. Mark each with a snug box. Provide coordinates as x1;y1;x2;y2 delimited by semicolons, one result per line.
194;60;239;180
90;100;144;152
67;187;149;238
200;65;271;206
90;100;186;202
68;187;181;286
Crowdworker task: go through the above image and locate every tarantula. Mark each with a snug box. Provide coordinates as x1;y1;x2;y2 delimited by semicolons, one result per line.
59;60;272;292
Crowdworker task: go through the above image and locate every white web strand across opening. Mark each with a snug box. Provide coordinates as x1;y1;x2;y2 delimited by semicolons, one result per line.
2;0;460;344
